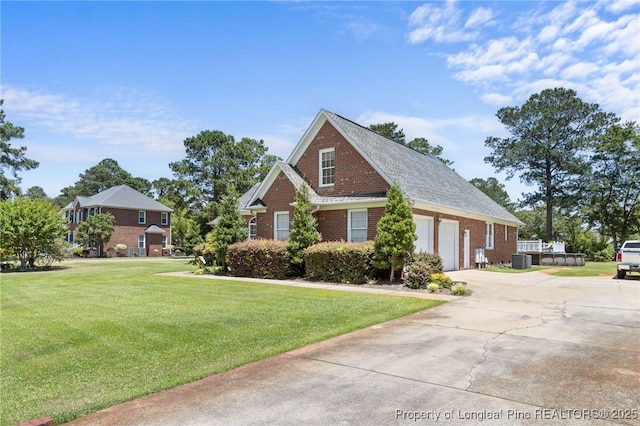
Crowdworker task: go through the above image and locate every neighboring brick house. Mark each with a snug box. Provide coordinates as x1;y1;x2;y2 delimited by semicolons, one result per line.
240;109;523;271
63;185;173;257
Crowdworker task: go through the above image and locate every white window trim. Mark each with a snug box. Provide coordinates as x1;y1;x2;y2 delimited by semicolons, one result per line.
348;209;368;243
504;225;508;242
486;222;494;250
139;210;146;224
138;234;145;249
161;212;168;225
248;217;257;239
274;211;290;241
319;147;335;187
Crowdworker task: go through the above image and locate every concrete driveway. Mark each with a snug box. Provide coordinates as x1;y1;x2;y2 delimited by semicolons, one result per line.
67;271;640;425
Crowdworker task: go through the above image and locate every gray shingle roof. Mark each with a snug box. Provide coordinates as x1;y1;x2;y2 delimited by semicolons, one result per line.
323;110;522;225
71;185;173;212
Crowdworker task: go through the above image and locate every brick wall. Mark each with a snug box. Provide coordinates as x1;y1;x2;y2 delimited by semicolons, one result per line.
256;171;297;239
295;121;389;196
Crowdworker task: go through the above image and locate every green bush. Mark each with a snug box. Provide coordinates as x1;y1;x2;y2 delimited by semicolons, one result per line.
403;253;445;289
430;272;452;289
451;282;469;296
427;283;439;293
412;252;443;273
227;239;289;279
192;242;216;266
304;241;375;284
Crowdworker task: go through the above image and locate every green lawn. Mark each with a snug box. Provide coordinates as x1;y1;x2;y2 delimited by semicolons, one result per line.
484;261;616;277
0;258;443;425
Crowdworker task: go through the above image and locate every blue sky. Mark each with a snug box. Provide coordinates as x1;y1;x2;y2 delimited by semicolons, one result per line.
2;0;638;202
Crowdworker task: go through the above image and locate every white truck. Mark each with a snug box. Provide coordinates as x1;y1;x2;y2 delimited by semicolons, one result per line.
616;240;640;279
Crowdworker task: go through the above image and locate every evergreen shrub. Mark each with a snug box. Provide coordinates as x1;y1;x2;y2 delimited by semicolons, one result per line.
227;239;289;279
304;241;375;284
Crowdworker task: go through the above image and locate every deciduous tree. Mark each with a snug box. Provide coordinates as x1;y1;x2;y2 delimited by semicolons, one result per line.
0;197;67;270
76;213;115;257
469;177;514;211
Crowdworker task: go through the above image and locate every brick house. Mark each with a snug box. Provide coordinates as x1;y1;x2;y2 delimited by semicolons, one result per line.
63;185;173;257
239;109;523;271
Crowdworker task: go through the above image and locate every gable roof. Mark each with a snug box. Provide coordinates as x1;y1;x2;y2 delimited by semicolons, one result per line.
249;109;522;226
68;185;173;212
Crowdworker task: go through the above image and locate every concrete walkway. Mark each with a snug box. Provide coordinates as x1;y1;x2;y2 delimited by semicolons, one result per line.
66;271;640;425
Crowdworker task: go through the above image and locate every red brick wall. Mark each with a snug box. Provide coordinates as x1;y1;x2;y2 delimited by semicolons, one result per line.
256;171;297;239
68;207;171;256
295;121;389;196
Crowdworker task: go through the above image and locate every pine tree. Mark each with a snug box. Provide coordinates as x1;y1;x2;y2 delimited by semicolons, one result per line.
214;186;248;268
373;183;417;283
287;183;321;276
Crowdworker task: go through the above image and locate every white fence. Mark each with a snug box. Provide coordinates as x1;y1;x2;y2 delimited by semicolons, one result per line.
517;240;565;253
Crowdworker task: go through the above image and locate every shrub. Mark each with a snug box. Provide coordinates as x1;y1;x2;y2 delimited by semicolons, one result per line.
412;252;443;273
403;260;434;289
430;272;452;289
192;242;216;266
451;282;469;296
304;241;375;284
227;239;289;279
427;283;440;293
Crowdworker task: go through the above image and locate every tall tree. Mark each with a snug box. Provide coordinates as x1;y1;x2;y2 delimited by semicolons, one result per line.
469;177;514;211
76;213;115;257
373;183;417;283
584;121;640;248
286;183;322;276
0;99;39;200
55;158;151;206
0;197;67;271
484;87;616;241
213;186;247;267
169;131;278;207
24;186;49;200
369;122;452;165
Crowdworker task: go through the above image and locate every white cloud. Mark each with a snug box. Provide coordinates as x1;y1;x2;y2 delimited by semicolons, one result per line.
1;85;193;154
407;1;640;122
465;7;493;29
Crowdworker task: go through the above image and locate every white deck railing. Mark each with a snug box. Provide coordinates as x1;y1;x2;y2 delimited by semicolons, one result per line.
517;240;565;253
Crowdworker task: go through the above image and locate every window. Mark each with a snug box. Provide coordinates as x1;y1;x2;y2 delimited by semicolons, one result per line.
504;225;508;242
248;217;257;239
139;211;146;224
77;212;83;223
274;212;289;240
319;148;335;186
138;234;145;249
486;223;494;249
348;209;368;243
69;211;74;223
162;236;167;249
161;212;168;225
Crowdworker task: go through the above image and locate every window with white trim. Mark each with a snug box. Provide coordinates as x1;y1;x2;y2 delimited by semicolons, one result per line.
319;148;335;186
248;217;257;239
486;223;494;249
77;211;83;223
348;209;368;243
274;212;289;241
162;235;167;249
504;225;508;242
161;212;168;225
139;211;146;224
138;234;145;249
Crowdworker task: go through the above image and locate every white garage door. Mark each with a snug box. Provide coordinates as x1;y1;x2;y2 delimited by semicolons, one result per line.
414;215;434;254
438;220;459;271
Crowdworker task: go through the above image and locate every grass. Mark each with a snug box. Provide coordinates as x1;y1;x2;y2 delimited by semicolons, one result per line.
0;258;443;425
484;261;616;277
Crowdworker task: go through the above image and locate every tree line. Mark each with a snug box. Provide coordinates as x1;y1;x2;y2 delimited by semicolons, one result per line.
1;87;638;265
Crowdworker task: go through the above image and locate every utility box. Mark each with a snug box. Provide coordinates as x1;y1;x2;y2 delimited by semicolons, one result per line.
525;255;532;269
512;254;526;269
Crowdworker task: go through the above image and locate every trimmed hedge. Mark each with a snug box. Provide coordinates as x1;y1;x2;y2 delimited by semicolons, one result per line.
227;239;289;279
304;241;375;284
